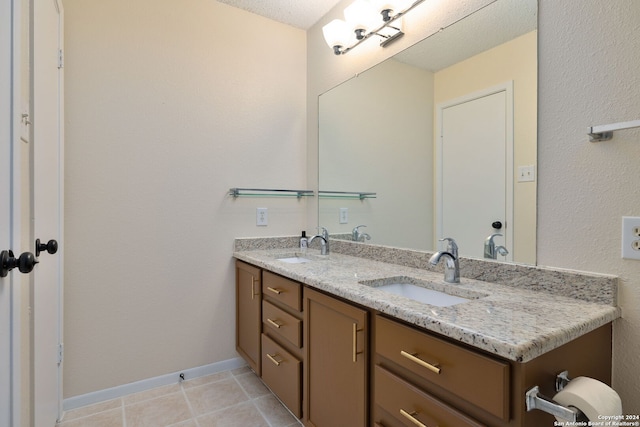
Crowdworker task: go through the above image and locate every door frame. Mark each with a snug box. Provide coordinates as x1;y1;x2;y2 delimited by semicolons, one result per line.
434;81;514;258
1;0;24;424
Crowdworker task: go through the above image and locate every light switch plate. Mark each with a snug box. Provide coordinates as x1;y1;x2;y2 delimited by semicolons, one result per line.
339;208;348;224
517;165;535;182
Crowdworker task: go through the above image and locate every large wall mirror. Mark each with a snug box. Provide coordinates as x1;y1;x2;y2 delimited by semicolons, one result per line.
319;0;538;264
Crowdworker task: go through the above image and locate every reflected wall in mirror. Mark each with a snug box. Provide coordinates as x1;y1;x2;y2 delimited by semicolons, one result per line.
319;0;537;264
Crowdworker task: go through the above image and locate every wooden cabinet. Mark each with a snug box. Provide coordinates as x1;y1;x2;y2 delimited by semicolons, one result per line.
235;260;261;374
261;271;304;418
236;261;613;427
304;287;368;427
373;314;613;427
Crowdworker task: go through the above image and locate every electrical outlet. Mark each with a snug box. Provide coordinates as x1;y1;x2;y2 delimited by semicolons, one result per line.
256;208;268;226
339;208;348;224
622;216;640;260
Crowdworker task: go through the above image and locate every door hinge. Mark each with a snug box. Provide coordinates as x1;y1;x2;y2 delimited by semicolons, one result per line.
57;343;64;365
58;49;64;69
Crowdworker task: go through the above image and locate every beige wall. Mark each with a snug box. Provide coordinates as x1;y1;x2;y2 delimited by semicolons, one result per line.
434;31;537;264
63;0;306;397
308;0;640;413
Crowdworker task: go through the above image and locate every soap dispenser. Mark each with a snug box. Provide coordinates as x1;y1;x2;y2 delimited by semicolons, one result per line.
299;231;308;252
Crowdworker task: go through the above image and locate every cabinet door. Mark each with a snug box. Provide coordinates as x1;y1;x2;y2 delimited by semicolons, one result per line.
236;261;262;374
305;288;368;427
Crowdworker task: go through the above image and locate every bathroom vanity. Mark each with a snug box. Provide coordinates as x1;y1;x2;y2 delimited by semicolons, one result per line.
234;238;620;427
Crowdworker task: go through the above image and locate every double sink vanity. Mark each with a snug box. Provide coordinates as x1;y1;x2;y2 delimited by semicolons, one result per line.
234;236;620;427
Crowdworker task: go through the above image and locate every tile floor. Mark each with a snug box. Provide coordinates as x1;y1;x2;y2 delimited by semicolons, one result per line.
56;367;303;427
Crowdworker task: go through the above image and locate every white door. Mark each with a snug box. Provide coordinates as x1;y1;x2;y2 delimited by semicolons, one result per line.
2;0;24;424
436;83;513;260
32;0;64;424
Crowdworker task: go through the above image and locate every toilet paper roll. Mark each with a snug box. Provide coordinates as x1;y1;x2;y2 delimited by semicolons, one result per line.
553;376;622;422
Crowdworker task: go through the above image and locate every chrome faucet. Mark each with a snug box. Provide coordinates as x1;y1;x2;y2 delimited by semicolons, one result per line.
352;225;371;242
429;237;460;283
309;226;330;255
484;233;509;259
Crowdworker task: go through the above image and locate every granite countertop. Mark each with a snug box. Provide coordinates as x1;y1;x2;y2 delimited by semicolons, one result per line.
234;247;621;363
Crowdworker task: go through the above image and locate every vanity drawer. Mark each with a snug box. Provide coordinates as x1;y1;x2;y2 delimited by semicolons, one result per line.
262;300;302;348
262;271;302;311
375;315;509;421
261;334;301;418
375;365;485;427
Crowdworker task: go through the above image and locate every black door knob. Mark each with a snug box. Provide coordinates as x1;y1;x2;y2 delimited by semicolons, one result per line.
492;221;503;230
1;250;39;277
36;239;58;257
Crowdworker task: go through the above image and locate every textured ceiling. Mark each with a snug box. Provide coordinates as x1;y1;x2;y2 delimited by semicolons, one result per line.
217;0;343;30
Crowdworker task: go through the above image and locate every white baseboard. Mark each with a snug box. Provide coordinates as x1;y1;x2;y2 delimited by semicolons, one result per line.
63;357;247;411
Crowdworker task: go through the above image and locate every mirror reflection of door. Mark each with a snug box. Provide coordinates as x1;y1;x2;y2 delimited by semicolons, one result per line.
436;83;513;261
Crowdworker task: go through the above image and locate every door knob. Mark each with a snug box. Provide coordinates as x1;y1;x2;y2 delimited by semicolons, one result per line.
36;238;58;257
1;250;39;277
491;221;503;230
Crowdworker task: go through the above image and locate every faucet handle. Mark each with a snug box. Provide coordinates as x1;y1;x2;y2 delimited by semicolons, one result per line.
438;237;458;258
317;226;329;238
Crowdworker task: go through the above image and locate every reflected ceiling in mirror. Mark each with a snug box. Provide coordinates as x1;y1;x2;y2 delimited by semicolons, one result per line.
318;0;537;264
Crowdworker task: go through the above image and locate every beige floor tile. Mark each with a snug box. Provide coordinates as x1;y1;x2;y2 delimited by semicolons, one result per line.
60;398;122;421
254;395;299;427
56;407;123;427
181;371;232;390
166;420;198;427
234;372;270;398
196;401;269;427
124;392;192;427
184;378;249;416
229;366;252;376
123;383;182;405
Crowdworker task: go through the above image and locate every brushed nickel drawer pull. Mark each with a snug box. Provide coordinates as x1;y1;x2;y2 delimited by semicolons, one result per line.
352;323;363;362
251;278;259;300
266;353;282;366
400;350;441;374
267;286;282;295
399;409;430;427
266;318;282;328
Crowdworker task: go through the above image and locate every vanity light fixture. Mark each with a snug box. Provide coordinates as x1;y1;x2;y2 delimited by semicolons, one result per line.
322;0;425;55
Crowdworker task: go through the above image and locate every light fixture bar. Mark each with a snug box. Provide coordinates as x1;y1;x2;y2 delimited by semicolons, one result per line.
333;0;426;55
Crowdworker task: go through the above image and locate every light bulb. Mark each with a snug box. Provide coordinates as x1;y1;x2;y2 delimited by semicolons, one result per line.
344;0;380;38
322;19;352;54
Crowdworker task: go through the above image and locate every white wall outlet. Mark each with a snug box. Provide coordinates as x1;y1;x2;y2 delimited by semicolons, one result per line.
622;216;640;260
517;165;535;182
256;208;268;226
339;208;348;224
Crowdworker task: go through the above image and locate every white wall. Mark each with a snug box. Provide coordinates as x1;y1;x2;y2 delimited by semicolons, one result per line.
308;0;640;413
63;0;306;397
537;1;640;412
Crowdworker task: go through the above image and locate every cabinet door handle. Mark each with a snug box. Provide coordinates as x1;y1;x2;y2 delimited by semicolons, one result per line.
352;323;363;362
267;286;282;295
400;350;441;374
251;278;260;300
266;353;282;366
266;318;282;328
399;409;431;427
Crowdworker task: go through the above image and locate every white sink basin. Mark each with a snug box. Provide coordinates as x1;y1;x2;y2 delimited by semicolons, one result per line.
276;256;312;264
360;276;485;307
376;283;470;307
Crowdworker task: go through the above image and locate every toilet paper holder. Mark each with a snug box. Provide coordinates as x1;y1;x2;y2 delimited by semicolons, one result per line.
525;371;587;421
